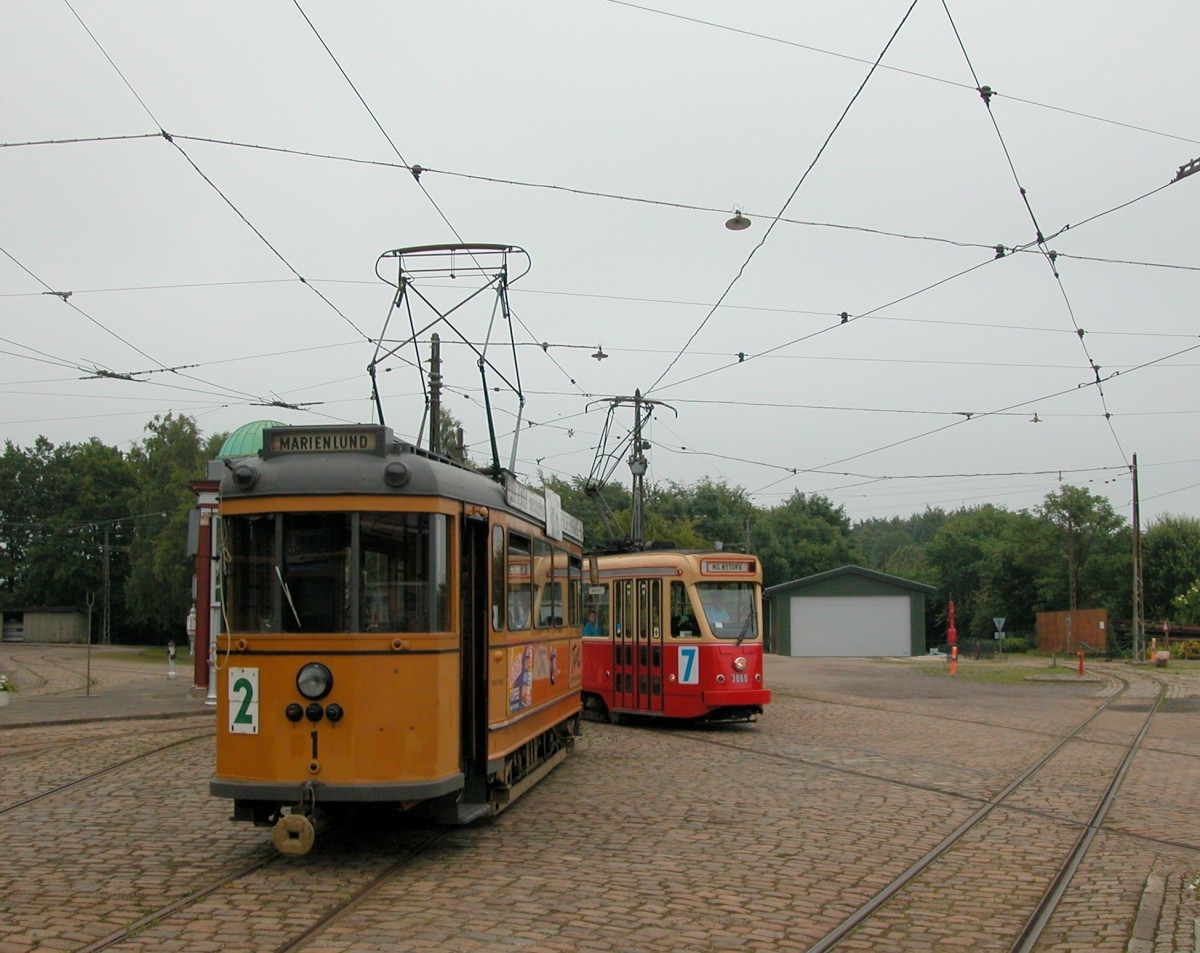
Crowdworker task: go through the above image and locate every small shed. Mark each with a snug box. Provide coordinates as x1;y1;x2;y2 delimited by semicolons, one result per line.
2;607;90;644
765;565;935;657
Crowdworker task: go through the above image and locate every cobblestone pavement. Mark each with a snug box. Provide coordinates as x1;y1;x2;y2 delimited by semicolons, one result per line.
0;647;1196;952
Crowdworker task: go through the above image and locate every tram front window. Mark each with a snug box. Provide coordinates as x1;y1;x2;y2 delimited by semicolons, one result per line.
696;583;757;640
223;511;449;634
280;514;351;633
359;512;449;633
224;514;277;634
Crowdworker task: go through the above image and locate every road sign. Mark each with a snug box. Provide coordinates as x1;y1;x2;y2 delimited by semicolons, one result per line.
993;617;1006;632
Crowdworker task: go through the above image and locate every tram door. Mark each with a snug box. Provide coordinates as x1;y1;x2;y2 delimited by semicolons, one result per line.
459;516;490;804
611;577;663;713
613;579;634;710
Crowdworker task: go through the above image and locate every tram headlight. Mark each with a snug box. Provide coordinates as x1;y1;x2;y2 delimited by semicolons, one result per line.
733;657;747;672
231;464;259;489
296;662;333;700
384;462;410;487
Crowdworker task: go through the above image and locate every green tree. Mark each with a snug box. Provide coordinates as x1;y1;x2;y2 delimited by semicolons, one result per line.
851;508;947;578
0;437;138;613
648;479;756;550
754;491;854;588
923;505;1023;638
1036;485;1129;615
123;415;216;641
1141;515;1200;623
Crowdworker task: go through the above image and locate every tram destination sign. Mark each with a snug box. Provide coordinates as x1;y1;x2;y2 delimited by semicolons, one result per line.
701;559;755;575
263;425;387;457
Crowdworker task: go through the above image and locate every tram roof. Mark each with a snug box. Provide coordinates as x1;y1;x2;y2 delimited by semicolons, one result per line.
218;424;583;543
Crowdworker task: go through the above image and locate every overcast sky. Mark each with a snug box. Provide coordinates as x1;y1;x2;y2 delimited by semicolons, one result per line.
3;1;1197;528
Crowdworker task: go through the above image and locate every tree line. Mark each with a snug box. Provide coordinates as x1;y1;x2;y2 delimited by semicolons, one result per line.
1;413;1198;646
544;475;1200;645
0;415;222;644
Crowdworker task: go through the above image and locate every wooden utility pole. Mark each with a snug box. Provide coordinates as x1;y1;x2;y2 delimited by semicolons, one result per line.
429;333;442;455
1131;454;1145;662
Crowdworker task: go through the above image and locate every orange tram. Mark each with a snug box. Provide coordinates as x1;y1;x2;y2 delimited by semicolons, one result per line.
210;424;584;854
581;549;771;723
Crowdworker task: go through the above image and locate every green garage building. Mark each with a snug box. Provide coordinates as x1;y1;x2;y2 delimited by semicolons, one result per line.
765;565;935;657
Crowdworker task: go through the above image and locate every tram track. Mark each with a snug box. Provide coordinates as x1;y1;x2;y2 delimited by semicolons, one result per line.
766;671;1125;740
273;828;450;953
71;825;450;953
0;644;176;697
0;728;212;813
673;676;1195;846
0;720;209;763
74;850;281;953
750;674;1167;952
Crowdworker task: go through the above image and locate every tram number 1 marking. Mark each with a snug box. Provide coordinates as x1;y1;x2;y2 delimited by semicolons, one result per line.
678;645;699;685
228;667;259;734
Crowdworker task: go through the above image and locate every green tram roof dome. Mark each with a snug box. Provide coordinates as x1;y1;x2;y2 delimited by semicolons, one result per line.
217;420;284;460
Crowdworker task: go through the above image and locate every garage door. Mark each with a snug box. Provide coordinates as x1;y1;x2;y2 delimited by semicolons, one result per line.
789;595;910;657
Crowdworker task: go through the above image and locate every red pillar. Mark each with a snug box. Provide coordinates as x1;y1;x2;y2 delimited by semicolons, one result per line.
948;599;958;675
193;510;212;690
188;478;220;692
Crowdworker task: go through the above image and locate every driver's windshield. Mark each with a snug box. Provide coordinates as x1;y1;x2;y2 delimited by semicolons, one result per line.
696;583;757;639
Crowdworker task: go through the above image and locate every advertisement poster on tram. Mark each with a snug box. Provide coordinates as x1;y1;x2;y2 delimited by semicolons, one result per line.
508;645;533;713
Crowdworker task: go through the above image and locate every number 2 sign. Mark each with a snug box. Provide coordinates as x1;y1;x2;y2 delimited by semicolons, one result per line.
228;667;259;734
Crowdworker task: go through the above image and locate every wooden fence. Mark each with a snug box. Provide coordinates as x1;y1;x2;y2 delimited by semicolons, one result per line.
1035;608;1109;653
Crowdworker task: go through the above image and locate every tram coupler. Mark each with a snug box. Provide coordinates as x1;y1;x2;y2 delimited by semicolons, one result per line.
272;812;316;856
272;782;319;855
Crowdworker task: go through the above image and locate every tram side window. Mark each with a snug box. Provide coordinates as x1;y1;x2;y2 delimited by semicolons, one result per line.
491;525;506;631
359;512;450;633
508;532;532;630
224;514;277;633
535;539;563;627
568;554;582;627
281;514;351;633
583;583;609;637
670;581;699;638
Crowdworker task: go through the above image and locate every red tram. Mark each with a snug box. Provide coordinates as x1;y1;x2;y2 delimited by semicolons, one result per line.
581;549;770;723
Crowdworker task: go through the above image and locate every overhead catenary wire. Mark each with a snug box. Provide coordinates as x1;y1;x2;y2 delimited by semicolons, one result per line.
291;3;589;443
2;135;1191;281
57;1;376;355
602;0;1200;147
746;339;1200;499
4;3;1196;526
940;1;1128;466
647;0;921;395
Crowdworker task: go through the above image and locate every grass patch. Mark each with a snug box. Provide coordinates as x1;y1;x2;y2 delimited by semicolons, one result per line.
917;658;1098;684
